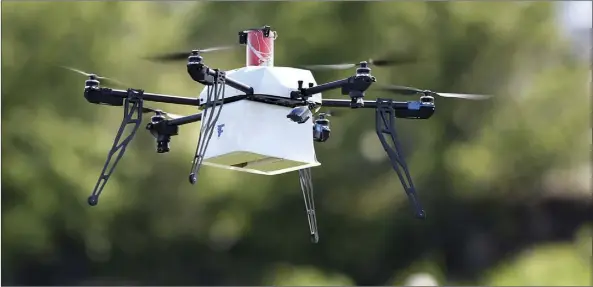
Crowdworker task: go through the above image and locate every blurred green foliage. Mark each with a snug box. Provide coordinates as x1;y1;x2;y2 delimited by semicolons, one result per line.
2;1;591;286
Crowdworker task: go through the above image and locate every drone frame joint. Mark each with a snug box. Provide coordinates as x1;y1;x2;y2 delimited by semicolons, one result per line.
238;25;272;45
213;69;226;85
125;88;145;103
187;62;215;85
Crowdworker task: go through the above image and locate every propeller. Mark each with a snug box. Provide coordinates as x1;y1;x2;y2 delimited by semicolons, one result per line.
301;54;420;71
142;106;184;119
145;45;238;62
376;84;492;100
60;66;130;87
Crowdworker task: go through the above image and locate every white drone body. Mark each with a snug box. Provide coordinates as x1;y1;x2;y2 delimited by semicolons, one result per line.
197;65;322;175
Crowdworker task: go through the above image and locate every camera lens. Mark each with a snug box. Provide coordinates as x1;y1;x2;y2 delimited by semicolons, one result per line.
156;136;171;153
313;124;331;142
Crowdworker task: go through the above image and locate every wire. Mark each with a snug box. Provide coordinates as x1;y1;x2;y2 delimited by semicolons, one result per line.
189;72;226;183
298;168;318;241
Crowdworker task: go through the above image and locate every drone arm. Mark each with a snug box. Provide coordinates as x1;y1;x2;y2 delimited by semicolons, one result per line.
300;78;350;96
321;99;435;119
87;88;200;106
205;68;254;95
186;61;254;94
321;98;405;109
166;113;203;126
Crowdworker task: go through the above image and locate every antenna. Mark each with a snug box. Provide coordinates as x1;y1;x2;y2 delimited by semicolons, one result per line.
239;25;277;67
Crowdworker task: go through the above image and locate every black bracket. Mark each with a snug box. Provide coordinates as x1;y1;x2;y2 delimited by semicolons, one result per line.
187;62;212;85
239;25;272;44
261;25;271;37
88;89;144;206
291;62;376;109
238;31;248;45
298;168;319;243
375;99;426;219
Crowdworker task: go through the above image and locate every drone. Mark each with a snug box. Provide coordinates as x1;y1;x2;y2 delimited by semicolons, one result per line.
65;25;491;243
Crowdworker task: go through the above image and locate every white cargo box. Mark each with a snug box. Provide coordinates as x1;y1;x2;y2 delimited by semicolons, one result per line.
197;66;322;175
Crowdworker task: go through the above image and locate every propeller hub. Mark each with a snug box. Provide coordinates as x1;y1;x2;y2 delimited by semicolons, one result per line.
420;95;434;104
188;54;203;64
85;79;100;88
356;62;371;76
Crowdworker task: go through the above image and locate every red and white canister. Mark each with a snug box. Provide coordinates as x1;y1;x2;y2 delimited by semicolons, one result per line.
244;29;276;67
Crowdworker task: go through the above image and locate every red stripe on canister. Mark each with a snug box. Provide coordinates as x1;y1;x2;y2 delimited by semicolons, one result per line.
245;30;275;67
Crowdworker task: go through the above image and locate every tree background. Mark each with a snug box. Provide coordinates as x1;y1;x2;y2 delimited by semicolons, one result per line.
1;2;591;286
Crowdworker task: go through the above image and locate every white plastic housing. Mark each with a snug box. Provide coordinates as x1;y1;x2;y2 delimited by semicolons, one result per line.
197;66;322;175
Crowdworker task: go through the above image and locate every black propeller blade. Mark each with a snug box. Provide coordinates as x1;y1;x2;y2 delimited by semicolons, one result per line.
301;54;420;71
60;66;129;87
145;45;238;62
142;106;184;119
376;84;492;100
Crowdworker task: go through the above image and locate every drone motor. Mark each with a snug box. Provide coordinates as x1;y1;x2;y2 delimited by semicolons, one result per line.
146;112;179;153
346;61;376;108
85;76;100;88
313;113;331;142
